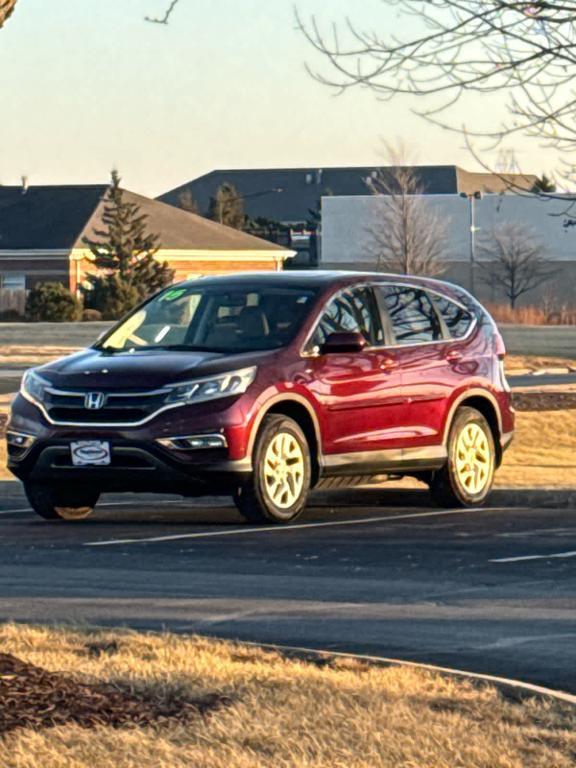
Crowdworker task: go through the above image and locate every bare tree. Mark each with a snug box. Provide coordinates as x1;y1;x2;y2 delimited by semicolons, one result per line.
366;147;448;276
0;0;17;28
298;3;576;179
478;222;558;308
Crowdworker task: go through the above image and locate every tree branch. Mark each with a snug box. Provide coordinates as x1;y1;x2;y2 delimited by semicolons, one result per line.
0;0;17;29
145;0;181;25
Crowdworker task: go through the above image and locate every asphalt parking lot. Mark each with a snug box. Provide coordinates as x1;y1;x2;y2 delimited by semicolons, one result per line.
1;482;575;694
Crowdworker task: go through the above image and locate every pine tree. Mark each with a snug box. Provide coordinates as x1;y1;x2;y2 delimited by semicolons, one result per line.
208;182;245;229
82;170;174;318
531;174;557;194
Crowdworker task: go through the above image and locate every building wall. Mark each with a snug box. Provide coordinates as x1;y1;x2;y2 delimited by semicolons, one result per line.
69;249;283;293
321;194;576;305
0;251;70;315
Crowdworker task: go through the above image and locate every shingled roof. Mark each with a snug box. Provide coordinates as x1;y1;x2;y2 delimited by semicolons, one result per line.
0;184;289;253
158;165;538;223
0;185;108;250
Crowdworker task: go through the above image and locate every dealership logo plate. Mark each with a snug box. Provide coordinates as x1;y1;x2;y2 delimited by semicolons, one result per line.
70;441;111;466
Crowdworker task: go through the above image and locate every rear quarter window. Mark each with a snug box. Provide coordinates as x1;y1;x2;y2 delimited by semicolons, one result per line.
433;294;474;339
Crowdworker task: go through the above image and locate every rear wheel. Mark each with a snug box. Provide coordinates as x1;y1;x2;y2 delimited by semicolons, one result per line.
25;483;100;521
429;407;496;508
234;415;311;524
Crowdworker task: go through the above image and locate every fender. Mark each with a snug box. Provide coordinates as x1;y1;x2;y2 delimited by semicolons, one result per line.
442;388;503;445
245;392;323;462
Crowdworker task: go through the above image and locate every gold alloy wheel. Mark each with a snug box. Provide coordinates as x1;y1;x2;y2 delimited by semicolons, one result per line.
263;432;305;509
454;423;493;495
53;506;93;520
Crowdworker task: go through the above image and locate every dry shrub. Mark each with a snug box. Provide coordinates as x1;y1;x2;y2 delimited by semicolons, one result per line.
487;302;576;326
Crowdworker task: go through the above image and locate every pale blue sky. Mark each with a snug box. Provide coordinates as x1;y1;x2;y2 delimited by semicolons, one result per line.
0;0;550;196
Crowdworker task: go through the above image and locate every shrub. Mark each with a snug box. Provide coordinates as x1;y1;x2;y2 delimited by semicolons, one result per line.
0;308;24;322
25;283;81;322
81;308;103;322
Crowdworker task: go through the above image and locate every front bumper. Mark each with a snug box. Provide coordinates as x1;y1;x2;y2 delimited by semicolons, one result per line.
7;394;253;494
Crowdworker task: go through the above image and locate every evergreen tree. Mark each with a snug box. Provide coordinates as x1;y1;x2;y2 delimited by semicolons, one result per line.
531;174;557;194
82;170;174;318
208;182;245;229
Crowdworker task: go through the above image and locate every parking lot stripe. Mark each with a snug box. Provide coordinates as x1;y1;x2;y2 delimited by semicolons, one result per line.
0;507;33;516
490;550;576;564
84;507;500;547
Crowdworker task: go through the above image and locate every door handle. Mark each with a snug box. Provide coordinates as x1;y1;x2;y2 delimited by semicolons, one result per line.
380;358;398;372
446;350;462;362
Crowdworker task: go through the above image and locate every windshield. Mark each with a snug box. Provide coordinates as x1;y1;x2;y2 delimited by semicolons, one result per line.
97;283;319;354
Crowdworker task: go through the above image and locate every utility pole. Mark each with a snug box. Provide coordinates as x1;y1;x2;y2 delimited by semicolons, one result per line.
460;191;482;295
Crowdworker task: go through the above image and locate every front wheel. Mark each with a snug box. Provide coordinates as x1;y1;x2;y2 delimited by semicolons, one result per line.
234;415;311;524
25;483;100;521
429;407;496;508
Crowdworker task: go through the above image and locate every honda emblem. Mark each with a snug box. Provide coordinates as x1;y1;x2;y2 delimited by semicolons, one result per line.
84;392;106;410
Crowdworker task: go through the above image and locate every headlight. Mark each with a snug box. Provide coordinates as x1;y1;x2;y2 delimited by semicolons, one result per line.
21;370;50;404
165;367;257;406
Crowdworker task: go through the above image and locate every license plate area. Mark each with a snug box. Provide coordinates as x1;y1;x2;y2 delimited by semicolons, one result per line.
70;441;111;466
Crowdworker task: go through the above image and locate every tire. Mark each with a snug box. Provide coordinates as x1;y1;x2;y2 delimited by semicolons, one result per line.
25;483;100;521
234;415;311;524
429;407;496;508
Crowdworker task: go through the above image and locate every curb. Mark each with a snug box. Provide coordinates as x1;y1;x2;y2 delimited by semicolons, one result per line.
240;640;576;706
491;489;576;508
318;487;576;509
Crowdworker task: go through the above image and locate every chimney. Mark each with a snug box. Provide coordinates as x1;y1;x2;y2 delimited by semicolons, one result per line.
21;175;29;194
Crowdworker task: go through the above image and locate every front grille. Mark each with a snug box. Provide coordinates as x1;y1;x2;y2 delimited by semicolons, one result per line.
44;387;171;425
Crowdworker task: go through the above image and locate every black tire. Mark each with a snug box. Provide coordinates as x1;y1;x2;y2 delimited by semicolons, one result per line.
25;483;100;521
429;406;496;508
234;414;311;524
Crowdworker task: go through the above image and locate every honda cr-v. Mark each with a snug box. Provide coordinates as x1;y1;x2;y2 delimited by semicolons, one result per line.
8;272;514;523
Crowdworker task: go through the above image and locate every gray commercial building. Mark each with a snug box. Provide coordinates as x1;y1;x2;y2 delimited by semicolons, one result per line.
321;193;576;306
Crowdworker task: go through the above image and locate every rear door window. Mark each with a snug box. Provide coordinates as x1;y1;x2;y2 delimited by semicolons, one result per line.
432;294;474;339
377;285;443;345
310;287;383;349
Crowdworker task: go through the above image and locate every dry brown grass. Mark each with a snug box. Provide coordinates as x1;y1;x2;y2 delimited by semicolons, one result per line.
1;624;575;768
506;354;576;371
0;346;77;367
496;410;576;488
486;303;576;326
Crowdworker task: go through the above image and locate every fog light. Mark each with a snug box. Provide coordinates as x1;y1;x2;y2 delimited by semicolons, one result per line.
6;431;36;449
157;434;228;451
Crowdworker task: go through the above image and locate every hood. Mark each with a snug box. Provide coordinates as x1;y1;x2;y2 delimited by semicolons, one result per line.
36;347;277;390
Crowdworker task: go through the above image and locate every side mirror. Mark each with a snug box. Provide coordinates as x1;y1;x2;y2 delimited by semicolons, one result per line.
320;331;367;354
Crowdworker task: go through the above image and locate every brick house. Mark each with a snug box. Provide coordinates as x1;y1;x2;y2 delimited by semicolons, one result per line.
0;184;294;314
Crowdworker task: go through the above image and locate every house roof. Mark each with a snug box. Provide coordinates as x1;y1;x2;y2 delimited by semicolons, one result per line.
0;184;289;254
158;165;538;223
0;185;109;250
79;189;288;252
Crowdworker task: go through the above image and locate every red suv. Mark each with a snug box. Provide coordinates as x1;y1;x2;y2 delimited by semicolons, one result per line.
8;272;514;523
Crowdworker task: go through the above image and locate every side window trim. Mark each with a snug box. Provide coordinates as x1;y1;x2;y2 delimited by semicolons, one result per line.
373;281;476;349
428;291;477;342
372;283;396;346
